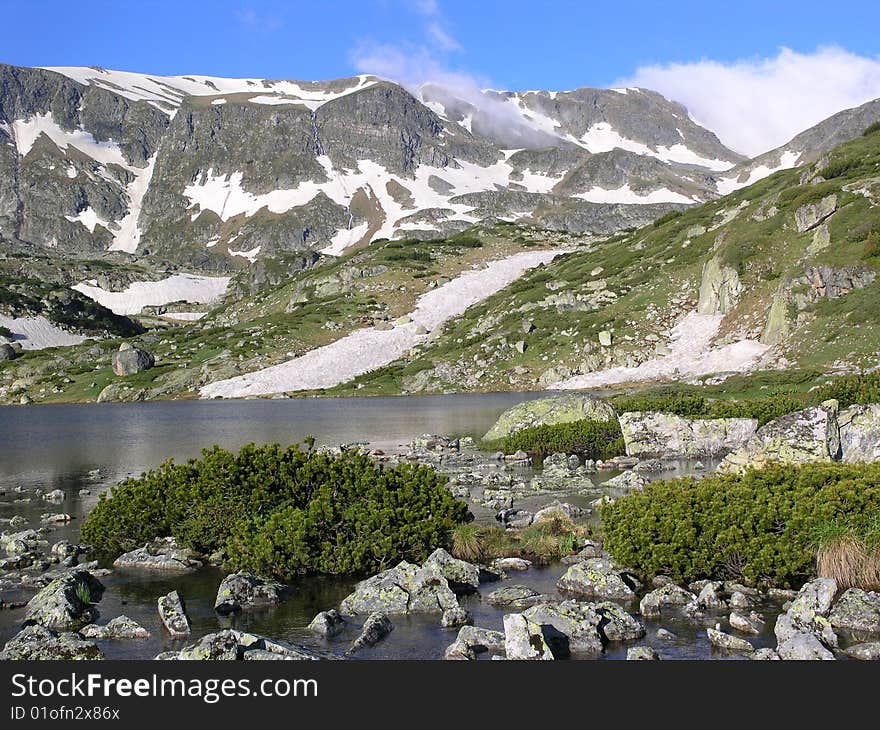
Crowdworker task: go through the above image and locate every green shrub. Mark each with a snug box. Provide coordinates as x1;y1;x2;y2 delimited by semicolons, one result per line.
653;209;683;228
482;419;624;460
601;463;880;586
863;121;880;137
819;157;860;180
82;443;470;578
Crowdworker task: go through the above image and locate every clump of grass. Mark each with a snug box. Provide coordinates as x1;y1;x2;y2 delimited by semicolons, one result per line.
450;516;589;565
814;517;880;590
74;580;93;605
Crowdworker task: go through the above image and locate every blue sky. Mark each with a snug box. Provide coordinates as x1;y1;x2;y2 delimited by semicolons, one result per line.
3;1;880;154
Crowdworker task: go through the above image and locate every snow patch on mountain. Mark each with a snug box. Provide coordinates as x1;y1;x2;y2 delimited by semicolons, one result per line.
575;185;696;205
72;274;230;315
64;207;109;234
200;249;564;397
11;112;130;167
716;150;801;195
0;314;88;350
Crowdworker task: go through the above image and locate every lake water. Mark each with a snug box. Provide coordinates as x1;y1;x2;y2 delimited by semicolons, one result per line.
0;395;775;660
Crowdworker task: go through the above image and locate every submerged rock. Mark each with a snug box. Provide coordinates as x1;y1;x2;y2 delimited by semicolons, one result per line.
348;612;393;654
81;615;150;639
483;394;616;441
24;570;104;630
158;629;332;661
0;624;103;660
214;572;285;615
158;590;191;636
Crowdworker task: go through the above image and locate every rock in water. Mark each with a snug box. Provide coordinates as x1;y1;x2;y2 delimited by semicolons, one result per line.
339;561;459;615
485;585;553;610
639;584;697;617
0;624;103;660
844;642;880;660
214;572;285;615
422;548;481;592
24;571;104;630
557;561;637;602
158;590;191;636
113;537;202;572
158;630;330;661
112;342;155;376
707;627;754;653
503;613;555;660
348;612;393;654
829;588;880;633
482;394;617;441
627;646;659;660
522;601;603;657
308;609;347;638
81;615;150;639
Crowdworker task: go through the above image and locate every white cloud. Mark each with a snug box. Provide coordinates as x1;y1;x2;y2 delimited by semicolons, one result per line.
426;21;462;52
618;46;880;157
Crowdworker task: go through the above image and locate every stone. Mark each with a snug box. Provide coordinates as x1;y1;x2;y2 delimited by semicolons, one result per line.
656;628;677;641
160;630;329;661
777;632;835;660
697;256;741;315
80;615;150;639
533;501;583;523
112;342;155;376
113;537;202;572
639;584;697;617
697;582;726;609
839;404;880;463
486;585;552;610
794;194;838;233
0;343;17;362
444;626;505;660
503;613;555;660
844;642;880;660
308;609;347;638
157;591;191;636
595;601;646;641
707;627;754;653
598;330;613;347
601;470;648;495
423;548;481;593
718;401;841;473
214;572;285;615
441;606;472;628
483;394;617;441
752;648;781;660
491;557;531;572
557;561;637;602
0;624;103;660
339;561;459;615
618;412;757;459
24;570;104;630
729;611;765;635
626;646;659;660
348;612;393;653
522;601;604;657
829;589;880;633
729;591;752;609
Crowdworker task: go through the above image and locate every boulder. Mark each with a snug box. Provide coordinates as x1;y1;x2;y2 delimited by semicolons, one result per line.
844;642;880;660
829;589;880;634
113;537;202;572
696;582;726;610
697;256;741;315
729;611;765;635
503;613;555;660
0;624;103;660
112;342;154;376
522;601;603;657
339;561;459;615
777;632;835;660
794;194;838;233
0;343;17;362
483;394;616;441
839;404;880;463
308;609;347;638
24;570;104;630
557;560;637;602
80;615;150;639
718;401;841;473
626;646;659;660
348;612;393;653
774;578;839;650
423;548;480;592
441;606;472;628
595;601;646;641
491;557;532;572
485;585;552;610
214;572;285;615
618;412;757;459
707;627;754;653
444;626;506;660
639;584;697;617
158;629;330;661
158;590;191;635
601;470;648;495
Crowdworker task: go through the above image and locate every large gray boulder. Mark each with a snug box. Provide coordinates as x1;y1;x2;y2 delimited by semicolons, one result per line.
718;401;841;473
113;537;202;572
112;342;155;376
774;578;839;653
639;583;697;617
157;629;331;661
485;585;553;610
829;589;880;634
81;615;150;639
444;625;506;660
339;561;459;615
618;412;757;459
157;590;191;635
24;570;104;630
423;548;480;592
214;572;285;615
794;194;838;233
557;559;637;602
483;394;616;441
522;601;604;657
503;613;555;660
0;624;103;660
777;632;835;660
839;404;880;463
